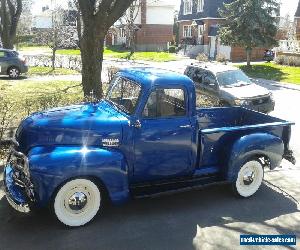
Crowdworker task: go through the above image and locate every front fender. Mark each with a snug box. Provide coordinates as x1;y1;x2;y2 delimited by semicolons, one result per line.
28;146;130;207
227;133;284;182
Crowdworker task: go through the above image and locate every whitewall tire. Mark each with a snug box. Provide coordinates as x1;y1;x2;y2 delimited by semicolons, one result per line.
54;179;101;227
233;160;264;198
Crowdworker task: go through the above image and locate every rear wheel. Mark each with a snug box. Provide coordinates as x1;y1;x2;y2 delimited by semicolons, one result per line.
53;178;101;227
233;160;264;198
8;67;20;79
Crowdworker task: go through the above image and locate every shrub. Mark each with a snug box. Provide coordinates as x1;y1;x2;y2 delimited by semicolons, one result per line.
196;53;209;62
216;53;227;63
275;55;284;65
169;46;176;53
275;55;300;67
196;93;219;107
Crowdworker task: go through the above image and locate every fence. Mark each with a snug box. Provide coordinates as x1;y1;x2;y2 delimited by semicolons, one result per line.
277;40;300;53
25;54;82;71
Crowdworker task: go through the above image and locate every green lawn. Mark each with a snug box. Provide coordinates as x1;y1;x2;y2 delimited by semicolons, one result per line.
29;66;80;76
19;45;51;53
0;80;83;129
19;45;178;62
237;63;300;85
57;49;81;55
56;47;178;62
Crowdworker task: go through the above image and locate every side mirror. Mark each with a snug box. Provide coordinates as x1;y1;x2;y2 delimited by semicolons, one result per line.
132;120;142;129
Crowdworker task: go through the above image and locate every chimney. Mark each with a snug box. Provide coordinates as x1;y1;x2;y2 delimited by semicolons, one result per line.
140;0;147;25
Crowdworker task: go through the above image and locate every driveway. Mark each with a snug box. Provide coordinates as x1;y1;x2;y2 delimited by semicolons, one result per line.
0;62;299;250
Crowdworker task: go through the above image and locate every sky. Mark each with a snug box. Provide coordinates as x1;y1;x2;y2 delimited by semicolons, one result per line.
32;0;299;18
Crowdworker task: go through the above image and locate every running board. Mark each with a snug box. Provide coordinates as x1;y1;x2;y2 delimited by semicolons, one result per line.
131;175;221;199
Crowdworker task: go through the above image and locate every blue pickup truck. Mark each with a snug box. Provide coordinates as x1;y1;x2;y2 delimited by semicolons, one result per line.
4;68;295;227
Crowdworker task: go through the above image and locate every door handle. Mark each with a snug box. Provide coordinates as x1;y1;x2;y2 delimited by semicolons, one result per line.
180;125;191;128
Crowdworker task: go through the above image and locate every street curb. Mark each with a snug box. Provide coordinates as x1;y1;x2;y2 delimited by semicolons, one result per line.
253;78;300;92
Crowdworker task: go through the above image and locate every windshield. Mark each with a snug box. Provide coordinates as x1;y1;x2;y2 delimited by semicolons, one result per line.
216;70;251;87
106;76;141;115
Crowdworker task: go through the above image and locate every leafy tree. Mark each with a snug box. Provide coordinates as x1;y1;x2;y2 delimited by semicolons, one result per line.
77;0;135;99
0;0;23;49
218;0;280;66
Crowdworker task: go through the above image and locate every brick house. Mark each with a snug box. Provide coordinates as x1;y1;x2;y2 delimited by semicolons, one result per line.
177;0;266;61
106;0;175;51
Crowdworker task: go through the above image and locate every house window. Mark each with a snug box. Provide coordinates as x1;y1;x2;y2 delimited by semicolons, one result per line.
183;0;192;15
119;28;126;38
198;25;204;35
197;0;204;12
183;25;192;37
198;25;204;44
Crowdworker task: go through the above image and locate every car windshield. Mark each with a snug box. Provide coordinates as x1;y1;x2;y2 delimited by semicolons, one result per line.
106;76;141;115
216;70;251;87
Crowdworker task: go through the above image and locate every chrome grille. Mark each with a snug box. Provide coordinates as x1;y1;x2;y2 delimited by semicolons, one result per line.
252;96;270;105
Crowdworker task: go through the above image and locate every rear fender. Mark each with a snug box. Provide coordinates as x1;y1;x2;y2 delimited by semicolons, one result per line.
28;146;130;207
227;133;284;182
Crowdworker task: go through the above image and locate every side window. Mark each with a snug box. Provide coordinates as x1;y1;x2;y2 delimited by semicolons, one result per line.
7;52;16;57
203;72;217;87
194;69;203;83
143;88;186;118
0;51;6;58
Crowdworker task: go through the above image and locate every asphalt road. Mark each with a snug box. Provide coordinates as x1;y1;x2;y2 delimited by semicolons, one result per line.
0;63;300;250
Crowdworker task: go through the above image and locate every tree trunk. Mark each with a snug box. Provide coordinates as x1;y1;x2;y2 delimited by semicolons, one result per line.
80;29;104;99
51;48;56;70
1;35;14;49
0;0;22;49
246;47;252;67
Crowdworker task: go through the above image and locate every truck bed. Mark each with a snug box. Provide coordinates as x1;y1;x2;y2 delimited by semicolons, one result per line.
196;107;293;133
196;107;294;170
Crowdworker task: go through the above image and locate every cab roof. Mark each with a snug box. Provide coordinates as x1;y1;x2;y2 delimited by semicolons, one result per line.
0;48;16;52
188;63;239;74
118;67;194;89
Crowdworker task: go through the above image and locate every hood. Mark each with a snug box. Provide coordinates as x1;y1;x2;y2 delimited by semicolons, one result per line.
220;83;270;99
15;101;129;153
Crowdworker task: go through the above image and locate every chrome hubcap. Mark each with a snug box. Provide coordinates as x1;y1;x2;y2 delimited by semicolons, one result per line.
243;171;255;185
10;69;19;78
68;192;88;211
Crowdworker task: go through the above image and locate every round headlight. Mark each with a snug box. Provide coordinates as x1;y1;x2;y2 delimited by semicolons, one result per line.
235;99;249;106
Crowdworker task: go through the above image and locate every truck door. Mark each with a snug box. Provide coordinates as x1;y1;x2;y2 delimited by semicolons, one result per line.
133;87;193;182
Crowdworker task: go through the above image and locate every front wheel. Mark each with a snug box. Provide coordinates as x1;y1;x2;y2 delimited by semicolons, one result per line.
8;67;20;79
53;178;101;227
233;160;264;198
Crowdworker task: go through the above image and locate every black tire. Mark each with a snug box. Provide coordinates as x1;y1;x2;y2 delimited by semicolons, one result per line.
8;67;20;79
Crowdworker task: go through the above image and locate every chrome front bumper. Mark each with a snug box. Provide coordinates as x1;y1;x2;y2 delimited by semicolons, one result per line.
4;147;35;213
4;166;31;213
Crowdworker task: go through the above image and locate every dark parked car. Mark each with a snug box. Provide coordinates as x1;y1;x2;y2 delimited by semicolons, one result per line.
263;50;275;62
0;49;28;78
184;63;275;113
